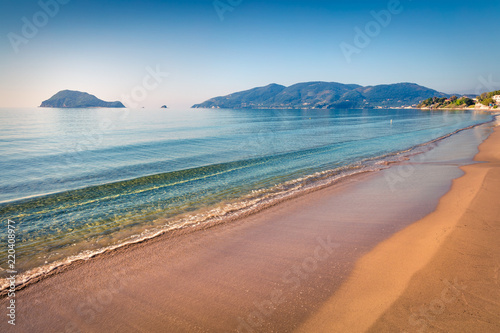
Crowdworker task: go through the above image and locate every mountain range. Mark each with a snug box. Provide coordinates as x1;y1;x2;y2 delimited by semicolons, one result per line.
192;82;450;109
40;90;125;108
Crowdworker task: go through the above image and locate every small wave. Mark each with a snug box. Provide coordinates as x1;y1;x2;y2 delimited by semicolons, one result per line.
0;163;382;293
0;118;494;293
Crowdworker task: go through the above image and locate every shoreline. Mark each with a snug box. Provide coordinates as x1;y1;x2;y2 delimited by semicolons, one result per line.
0;121;496;331
299;118;500;332
0;117;494;293
419;107;499;111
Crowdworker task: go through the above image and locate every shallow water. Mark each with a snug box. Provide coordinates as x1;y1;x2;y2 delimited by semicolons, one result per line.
0;107;492;281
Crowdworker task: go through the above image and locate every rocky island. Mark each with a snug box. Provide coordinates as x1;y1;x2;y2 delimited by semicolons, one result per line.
40;90;125;108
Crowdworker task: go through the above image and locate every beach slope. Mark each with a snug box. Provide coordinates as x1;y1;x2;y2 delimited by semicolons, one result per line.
0;122;498;332
299;122;500;332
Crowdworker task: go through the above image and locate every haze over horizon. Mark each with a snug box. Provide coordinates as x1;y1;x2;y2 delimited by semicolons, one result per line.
1;0;499;108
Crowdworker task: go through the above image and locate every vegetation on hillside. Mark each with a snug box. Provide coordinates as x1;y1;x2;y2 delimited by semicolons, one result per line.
477;90;500;106
418;96;475;109
418;90;500;109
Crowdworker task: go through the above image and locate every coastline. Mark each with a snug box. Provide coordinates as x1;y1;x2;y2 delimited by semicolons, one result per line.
0;120;498;332
419;106;500;112
299;118;500;332
0;116;493;293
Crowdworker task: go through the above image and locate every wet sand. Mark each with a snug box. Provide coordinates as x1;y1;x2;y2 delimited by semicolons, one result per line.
300;122;500;332
0;123;497;332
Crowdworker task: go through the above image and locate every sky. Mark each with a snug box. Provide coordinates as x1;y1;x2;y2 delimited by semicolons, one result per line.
1;0;499;108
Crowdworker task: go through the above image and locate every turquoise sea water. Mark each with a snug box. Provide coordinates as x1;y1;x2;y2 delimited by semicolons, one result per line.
0;108;493;286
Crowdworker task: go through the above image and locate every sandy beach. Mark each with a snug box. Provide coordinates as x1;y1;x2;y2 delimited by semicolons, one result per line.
2;0;500;332
1;121;499;332
300;121;500;332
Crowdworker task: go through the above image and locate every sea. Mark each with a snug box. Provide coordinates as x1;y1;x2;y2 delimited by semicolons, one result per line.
0;107;494;290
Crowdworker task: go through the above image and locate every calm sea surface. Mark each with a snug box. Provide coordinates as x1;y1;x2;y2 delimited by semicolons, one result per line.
0;108;493;285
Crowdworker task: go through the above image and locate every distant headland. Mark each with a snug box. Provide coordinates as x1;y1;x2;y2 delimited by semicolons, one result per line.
192;82;450;109
40;90;125;108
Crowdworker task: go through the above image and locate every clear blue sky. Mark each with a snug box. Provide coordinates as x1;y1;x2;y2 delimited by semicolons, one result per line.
1;0;499;108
